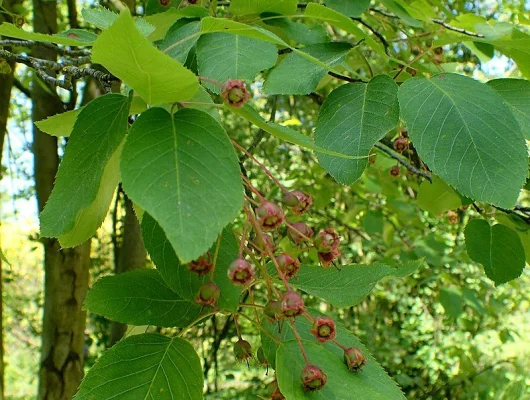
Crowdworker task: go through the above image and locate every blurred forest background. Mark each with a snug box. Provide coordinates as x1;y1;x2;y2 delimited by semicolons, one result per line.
1;0;530;399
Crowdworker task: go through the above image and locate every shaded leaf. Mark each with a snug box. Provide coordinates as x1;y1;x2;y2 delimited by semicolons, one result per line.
324;0;370;17
315;75;400;184
439;287;463;319
229;0;298;16
159;20;201;64
293;262;421;308
417;176;462;215
465;219;525;285
92;10;198;105
399;73;527;209
145;6;209;41
263;42;351;95
141;214;242;312
84;269;201;327
74;334;203;400
197;32;277;93
120;107;243;263
263;17;329;46
81;6;155;37
40;94;129;247
487;78;530;139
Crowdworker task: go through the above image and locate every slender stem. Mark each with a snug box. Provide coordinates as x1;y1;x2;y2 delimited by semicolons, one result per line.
241;175;267;202
289;320;310;365
233;139;288;193
432;19;484;38
178;311;217;337
236;313;281;344
197;75;223;87
209;234;223;280
239;303;265;309
374;142;432;182
233;314;243;339
238;219;250;258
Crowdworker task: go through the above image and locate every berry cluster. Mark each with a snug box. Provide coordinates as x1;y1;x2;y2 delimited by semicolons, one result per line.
182;131;367;396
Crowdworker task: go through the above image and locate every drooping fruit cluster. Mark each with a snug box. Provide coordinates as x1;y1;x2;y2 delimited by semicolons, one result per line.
393;137;408;153
281;291;305;318
390;165;401;177
315;228;341;268
283;190;313;214
256;201;284;231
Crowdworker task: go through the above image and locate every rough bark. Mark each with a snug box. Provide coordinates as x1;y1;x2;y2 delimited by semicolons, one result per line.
32;1;91;399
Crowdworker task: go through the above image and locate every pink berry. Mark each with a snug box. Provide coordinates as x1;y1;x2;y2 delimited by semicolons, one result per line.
187;252;213;275
344;347;367;372
275;253;301;279
255;202;284;231
227;258;255;286
301;364;327;391
310;317;336;343
195;282;220;307
221;79;250;108
288;222;313;245
283;191;313;214
281;291;304;318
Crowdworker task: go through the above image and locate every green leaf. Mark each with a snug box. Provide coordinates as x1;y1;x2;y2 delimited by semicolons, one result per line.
293;262;420;308
304;4;388;58
315;75;400;184
263;42;352;95
417;176;462;215
141;214;242;312
362;210;384;234
55;29;98;43
81;6;155;37
464;219;526;285
495;212;530;264
74;334;203;400
263;310;405;399
145;6;209;41
229;0;298;16
439;287;463;319
487;78;530;139
0;23;92;46
159;20;201;64
84;269;201;327
488;30;530;79
200;17;287;46
120;107;243;264
92;10;199;105
324;0;370;17
230;104;359;159
197;32;277;93
277;340;403;400
381;0;422;27
398;73;527;209
40;94;130;247
263;18;329;46
34;108;83;137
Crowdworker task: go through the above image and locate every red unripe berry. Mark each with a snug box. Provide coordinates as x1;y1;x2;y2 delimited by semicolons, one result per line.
344;347;367;372
195;282;220;307
283;191;313;214
221;79;250;108
393;137;408;153
447;210;459;224
227;258;255;286
314;228;340;253
255;202;284;231
318;247;341;269
288;222;313;245
270;387;286;400
400;128;409;138
310;317;336;343
301;364;327;391
275;253;301;279
187;252;213;275
233;339;253;361
390;165;401;177
264;300;283;320
281;291;304;318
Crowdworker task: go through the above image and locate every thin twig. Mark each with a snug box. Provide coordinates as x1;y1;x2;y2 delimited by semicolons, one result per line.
352;17;389;54
374;142;432;182
0;39;90;56
432;19;484;38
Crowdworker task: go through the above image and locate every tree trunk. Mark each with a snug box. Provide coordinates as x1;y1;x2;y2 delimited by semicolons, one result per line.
109;196;146;345
32;1;91;399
